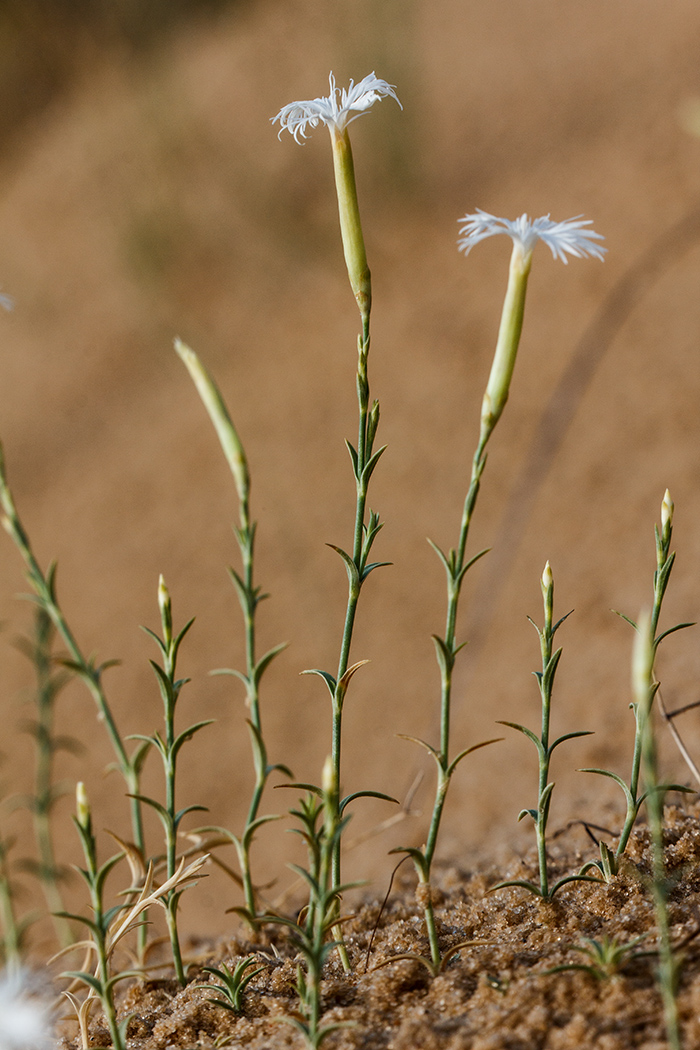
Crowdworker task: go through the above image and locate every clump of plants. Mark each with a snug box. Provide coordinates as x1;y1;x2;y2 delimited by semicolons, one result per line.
0;70;697;1050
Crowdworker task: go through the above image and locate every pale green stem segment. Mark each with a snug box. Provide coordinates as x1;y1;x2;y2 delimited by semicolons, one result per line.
175;339;250;512
633;612;681;1050
479;242;533;444
330;126;371;322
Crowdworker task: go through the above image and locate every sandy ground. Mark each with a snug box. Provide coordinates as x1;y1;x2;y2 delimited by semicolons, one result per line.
59;804;700;1049
1;0;700;977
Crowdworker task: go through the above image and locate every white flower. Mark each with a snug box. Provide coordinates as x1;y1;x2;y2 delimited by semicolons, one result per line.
457;210;606;264
272;72;401;143
0;971;52;1050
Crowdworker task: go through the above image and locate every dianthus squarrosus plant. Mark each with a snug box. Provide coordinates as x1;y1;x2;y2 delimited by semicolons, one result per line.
0;68;696;1050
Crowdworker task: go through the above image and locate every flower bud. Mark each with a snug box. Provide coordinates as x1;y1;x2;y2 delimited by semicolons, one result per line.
76;782;91;831
158;574;172;644
661;489;674;537
541;560;553;591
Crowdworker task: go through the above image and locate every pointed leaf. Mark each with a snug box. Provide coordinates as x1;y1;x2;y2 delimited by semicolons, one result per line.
542;647;563;694
550;873;607;896
210;666;250;688
360;444;387;486
361;560;392;582
388;846;429;880
518;808;538;822
173;804;208;830
344;439;359;479
446;737;502;778
454;547;491;588
326;544;360;591
299;668;337;699
397;733;441;766
579;767;634;807
337;659;370;694
172;719;214;759
427;538;454;578
551;609;574;635
490;879;542;896
548;729;593;755
497;720;545;759
339;790;399;815
655;622;696;645
241;813;283;851
253;643;288;686
431;634;455;676
612;610;637;630
140;624;168;656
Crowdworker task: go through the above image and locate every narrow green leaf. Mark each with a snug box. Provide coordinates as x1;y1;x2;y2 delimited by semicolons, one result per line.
172;719;214;759
446;737;502;778
327;544;360;590
497;720;545;759
655;621;695;645
431;634;454;676
427;537;453;577
548;729;593;755
339;790;399;815
300;668;336;698
344;439;359;479
361;444;387;486
612;610;637;630
253;642;288;686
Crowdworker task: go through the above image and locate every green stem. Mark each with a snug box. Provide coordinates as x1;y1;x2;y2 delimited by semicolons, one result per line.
237;507;268;918
329;321;374;974
638;637;681;1050
0;843;21;971
618;510;674;861
29;610;74;947
536;577;554;898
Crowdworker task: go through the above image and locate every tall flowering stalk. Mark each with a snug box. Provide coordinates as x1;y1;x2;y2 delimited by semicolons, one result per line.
580;491;693;880
273;74;401;918
632;611;681;1050
0;446;151;960
396;211;605;968
176;339;290;925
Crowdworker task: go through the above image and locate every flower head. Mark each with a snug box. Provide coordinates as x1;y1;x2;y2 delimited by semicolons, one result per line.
457;210;606;264
272;72;401;143
0;971;52;1050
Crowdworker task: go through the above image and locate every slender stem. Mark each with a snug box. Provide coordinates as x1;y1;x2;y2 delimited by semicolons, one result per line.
618;509;674;861
0;841;21;971
635;612;681;1050
331;318;374;957
536;576;554;897
30;611;73;947
236;502;272;919
0;455;148;958
78;814;124;1050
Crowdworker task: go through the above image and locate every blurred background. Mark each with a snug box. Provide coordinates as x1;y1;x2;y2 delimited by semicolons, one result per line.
1;0;700;950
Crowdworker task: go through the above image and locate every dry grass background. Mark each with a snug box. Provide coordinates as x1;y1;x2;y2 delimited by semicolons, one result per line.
1;0;700;948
